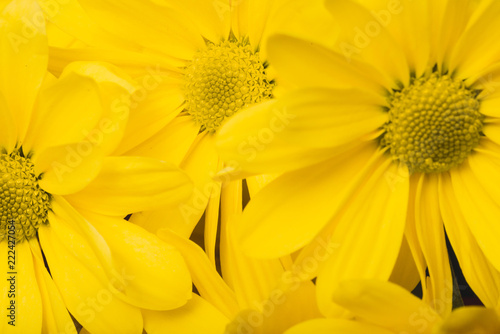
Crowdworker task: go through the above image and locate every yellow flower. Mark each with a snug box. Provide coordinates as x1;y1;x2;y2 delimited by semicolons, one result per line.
0;1;194;332
285;280;500;334
217;0;500;317
42;0;338;262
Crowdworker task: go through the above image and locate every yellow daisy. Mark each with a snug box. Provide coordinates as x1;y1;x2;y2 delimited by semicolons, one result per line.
286;280;500;334
42;0;338;263
0;1;193;332
217;0;500;317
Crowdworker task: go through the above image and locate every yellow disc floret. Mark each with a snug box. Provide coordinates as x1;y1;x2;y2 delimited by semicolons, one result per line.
0;152;50;242
382;73;484;173
184;39;274;132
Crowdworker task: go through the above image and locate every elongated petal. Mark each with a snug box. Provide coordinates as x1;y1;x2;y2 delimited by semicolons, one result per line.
0;0;48;142
29;239;77;334
285;319;394;334
158;228;239;319
436;306;500;334
38;209;142;333
219;181;284;309
325;0;410;87
235;143;382;258
78;0;204;59
0;241;42;333
78;211;192;310
316;160;409;317
414;173;452;317
124;115;199;166
0;91;16;153
217;88;386;175
332;280;440;333
132;133;219;237
142;294;229;334
267;34;391;93
440;172;500;307
388;236;421;293
450;1;500;79
450;155;500;271
65;156;193;216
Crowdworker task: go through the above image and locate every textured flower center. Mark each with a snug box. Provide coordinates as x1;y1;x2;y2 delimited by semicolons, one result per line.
0;152;50;242
382;73;484;173
184;39;273;132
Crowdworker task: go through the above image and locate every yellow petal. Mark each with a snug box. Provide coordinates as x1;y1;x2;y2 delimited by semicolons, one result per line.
450;157;500;271
217;88;386;176
266;34;391;93
204;160;223;265
0;91;16;153
0;0;48;142
65;156;193;216
77;211;192;310
114;79;186;156
285;319;394;334
219;180;284;309
132;133;219;237
436;306;500;334
29;239;77;334
440;172;500;308
450;1;500;79
325;0;410;87
389;235;421;293
124;115;199;167
24;70;102;152
236;143;382;258
142;294;229;334
0;241;42;333
414;173;452;317
41;0;134;50
158;228;239;319
77;0;204;59
316;159;409;317
38;218;142;333
332;280;440;333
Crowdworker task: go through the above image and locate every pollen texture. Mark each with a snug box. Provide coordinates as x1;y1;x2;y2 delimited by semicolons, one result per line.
382;73;484;173
0;152;50;242
184;39;274;132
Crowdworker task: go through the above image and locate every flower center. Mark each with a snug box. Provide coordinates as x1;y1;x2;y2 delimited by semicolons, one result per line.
184;39;274;132
382;73;484;173
0;152;50;242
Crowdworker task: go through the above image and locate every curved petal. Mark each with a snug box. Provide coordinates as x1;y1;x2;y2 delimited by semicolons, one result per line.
285;319;394;334
142;294;229;334
449;1;500;79
217;88;386;176
436;306;500;334
235;143;383;258
0;0;48;142
316;159;409;317
332;280;440;333
266;34;391;93
440;172;500;308
131;133;219;237
0;91;16;153
77;211;192;310
124;115;199;167
158;228;239;319
325;0;410;87
114;80;186;156
29;239;77;334
0;241;42;333
77;0;205;59
65;156;193;216
388;235;421;293
219;181;284;309
414;173;452;317
38;210;143;333
450;154;500;272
